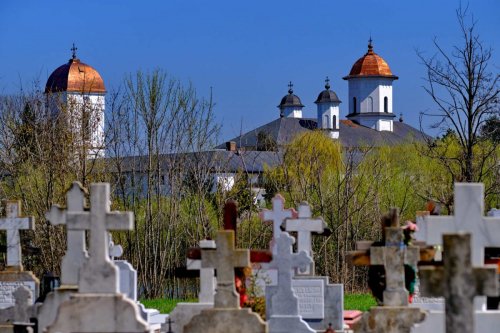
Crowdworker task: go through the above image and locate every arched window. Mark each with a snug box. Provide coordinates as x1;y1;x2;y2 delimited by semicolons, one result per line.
324;115;329;129
367;96;373;113
332;115;337;129
384;97;388;113
353;97;357;114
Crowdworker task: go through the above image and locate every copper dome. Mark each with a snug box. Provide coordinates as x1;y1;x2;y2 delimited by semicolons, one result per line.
343;42;398;80
45;58;106;94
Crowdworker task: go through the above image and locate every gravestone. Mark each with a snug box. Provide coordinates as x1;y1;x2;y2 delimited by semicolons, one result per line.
265;200;343;331
169;239;216;333
266;232;315;333
0;201;38;310
354;209;426;333
414;183;500;311
46;183;149;333
261;194;296;254
36;182;88;333
419;233;498;333
284;202;326;275
184;230;267;333
0;286;33;324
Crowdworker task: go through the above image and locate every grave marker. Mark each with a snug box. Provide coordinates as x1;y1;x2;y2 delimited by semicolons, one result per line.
261;195;296;253
285;202;327;275
419;233;498;333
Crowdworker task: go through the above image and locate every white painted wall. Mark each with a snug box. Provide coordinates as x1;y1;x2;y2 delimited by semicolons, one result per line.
282;106;303;118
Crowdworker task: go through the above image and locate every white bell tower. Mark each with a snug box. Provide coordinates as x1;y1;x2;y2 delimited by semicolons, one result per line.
315;77;341;139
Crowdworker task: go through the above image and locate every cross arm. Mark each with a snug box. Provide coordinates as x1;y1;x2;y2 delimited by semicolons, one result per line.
419;266;446;298
45;205;66;226
295;250;313;273
473;266;499;297
106;212;134;230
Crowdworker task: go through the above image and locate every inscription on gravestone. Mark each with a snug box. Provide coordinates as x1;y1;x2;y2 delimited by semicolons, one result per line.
292;279;324;319
0;282;36;308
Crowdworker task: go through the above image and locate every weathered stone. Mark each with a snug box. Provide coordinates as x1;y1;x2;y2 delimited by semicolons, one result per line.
261;195;296;254
284;202;327;275
0;201;34;270
354;307;426;333
370;227;419;306
184;308;267;333
0;286;33;324
0;272;38;310
419;233;498;333
266;232;314;333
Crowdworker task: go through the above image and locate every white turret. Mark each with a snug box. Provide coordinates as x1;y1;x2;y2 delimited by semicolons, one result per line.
315;77;341;139
278;82;304;118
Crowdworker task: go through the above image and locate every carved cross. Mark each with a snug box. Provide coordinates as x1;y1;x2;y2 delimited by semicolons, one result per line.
419;233;498;333
201;230;250;309
45;182;88;286
261;194;296;253
268;232;312;315
67;183;133;293
0;201;34;269
370;226;419;306
285;202;326;275
186;239;216;303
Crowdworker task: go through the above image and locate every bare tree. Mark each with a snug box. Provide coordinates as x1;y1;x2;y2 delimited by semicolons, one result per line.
418;6;499;186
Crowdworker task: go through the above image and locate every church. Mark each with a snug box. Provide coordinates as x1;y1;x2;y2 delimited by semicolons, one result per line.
42;40;427;197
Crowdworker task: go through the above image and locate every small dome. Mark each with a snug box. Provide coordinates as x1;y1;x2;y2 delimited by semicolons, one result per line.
278;82;304;108
315;77;341;104
45;54;106;94
343;40;398;80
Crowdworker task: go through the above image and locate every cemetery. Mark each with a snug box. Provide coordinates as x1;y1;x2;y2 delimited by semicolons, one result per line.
0;180;497;332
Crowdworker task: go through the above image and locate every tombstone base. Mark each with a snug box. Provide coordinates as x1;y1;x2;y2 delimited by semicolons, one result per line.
268;315;315;333
36;285;77;333
411;309;500;333
354;306;426;333
184;308;267;333
46;293;149;333
0;271;39;309
168;302;213;333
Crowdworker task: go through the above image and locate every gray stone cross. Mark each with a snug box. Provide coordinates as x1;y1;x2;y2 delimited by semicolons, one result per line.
370;227;419;306
285;202;326;275
201;230;249;309
187;239;216;303
419;233;498;333
67;183;134;293
0;285;33;324
268;232;312;315
0;201;34;269
261;194;296;254
417;183;500;266
45;182;88;286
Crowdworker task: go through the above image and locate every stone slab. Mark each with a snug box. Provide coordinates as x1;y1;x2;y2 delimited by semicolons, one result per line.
266;276;343;331
184;308;267;333
0;271;39;309
46;293;149;333
115;260;137;301
268;315;314;333
355;306;426;333
36;286;77;333
168;302;213;333
292;279;324;319
411;310;500;333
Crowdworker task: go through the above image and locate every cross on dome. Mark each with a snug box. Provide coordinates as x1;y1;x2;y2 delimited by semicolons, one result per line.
325;76;331;90
288;81;294;94
70;43;78;60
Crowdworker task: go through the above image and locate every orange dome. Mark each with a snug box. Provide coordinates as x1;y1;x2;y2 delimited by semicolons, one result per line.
343;42;398;80
45;57;106;94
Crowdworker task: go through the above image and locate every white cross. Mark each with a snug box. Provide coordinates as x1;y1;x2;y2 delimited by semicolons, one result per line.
419;183;500;266
108;232;123;260
45;182;88;286
285;202;326;275
186;239;216;303
261;194;296;253
0;201;34;269
67;183;134;293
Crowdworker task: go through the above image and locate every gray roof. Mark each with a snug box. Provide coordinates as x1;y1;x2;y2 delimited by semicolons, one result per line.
219;117;429;150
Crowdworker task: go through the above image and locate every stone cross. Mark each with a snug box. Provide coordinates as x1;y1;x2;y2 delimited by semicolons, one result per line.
417;183;500;266
0;285;33;323
261;194;296;253
268;232;312;315
45;182;88;286
370;226;419;306
285;202;326;275
0;201;34;269
67;183;134;293
419;233;498;333
186;239;216;303
201;230;250;308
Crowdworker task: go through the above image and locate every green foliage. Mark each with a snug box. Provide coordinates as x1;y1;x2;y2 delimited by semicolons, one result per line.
140;298;197;314
344;294;377;311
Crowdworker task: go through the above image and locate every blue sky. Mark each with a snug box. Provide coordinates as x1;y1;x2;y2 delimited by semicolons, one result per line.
1;0;499;141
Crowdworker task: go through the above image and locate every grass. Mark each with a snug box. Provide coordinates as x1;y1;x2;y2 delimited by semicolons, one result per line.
142;293;376;314
140;298;197;314
344;293;377;311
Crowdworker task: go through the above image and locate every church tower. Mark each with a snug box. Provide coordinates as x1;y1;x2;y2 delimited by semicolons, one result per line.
45;44;106;157
315;77;341;139
343;39;398;132
278;82;304;118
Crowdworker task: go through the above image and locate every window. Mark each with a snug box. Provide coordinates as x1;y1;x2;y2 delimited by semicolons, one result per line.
384;97;388;113
367;96;373;113
332;115;337;129
324;115;329;128
353;97;357;114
